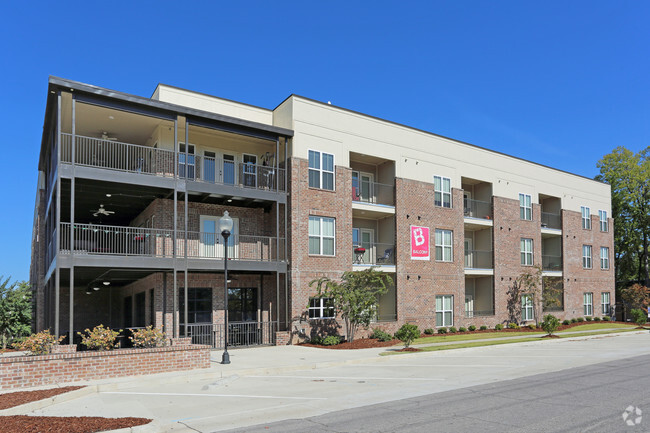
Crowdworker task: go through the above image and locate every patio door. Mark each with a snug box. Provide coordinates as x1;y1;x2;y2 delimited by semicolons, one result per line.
222;154;236;185
203;151;216;183
352;171;374;203
200;216;239;259
178;143;195;179
242;154;257;187
464;191;472;216
464;238;473;268
228;287;258;322
465;295;474;318
352;228;374;264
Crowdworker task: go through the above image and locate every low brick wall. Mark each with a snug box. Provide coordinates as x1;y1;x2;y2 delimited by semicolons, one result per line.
0;344;210;390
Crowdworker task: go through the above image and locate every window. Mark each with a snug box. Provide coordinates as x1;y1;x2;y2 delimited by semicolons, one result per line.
519;194;532;220
520;238;533;266
600;247;609;270
583;292;593;316
581;206;591;229
599;210;608;232
309;297;334;319
522;294;534;321
602;292;611;315
435;229;453;261
434;176;452;208
436;295;453;327
308;150;334;190
582;245;592;269
309;216;335;256
179;287;213;337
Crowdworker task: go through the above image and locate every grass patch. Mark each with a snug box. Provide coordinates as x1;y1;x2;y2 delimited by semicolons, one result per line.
413;331;542;345
558;323;636;332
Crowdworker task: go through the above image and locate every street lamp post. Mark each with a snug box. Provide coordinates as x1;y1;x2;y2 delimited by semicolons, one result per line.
219;211;234;364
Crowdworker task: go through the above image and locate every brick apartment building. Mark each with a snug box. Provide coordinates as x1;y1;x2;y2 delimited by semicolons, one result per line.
30;77;615;346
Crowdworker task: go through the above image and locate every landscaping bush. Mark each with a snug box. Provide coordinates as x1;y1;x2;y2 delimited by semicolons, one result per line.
78;325;121;351
585;316;593;321
527;324;536;330
562;319;570;325
437;327;448;334
508;322;519;329
371;328;394;342
576;317;584;322
480;325;488;331
594;317;601;322
468;325;476;332
424;328;435;335
309;335;323;345
630;309;647;327
458;327;467;333
14;330;64;355
129;326;167;348
449;326;458;333
541;314;560;336
495;324;504;331
395;323;420;348
602;316;610;321
322;335;341;346
570;318;578;323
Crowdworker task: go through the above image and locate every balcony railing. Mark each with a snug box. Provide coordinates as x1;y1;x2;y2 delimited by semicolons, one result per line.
185;321;277;348
352;182;394;207
193;155;286;192
352;242;395;266
542;255;563;271
59;223;285;261
465;309;495;318
464;249;493;269
541;212;561;229
464;198;492;220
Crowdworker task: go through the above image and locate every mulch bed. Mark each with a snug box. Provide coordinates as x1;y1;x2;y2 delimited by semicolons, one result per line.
300;338;400;350
0;416;151;433
0;387;151;433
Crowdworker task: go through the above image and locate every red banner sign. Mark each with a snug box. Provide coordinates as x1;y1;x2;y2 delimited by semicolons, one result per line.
410;226;430;260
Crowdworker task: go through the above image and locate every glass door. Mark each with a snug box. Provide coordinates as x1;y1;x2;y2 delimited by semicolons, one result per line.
242;154;257;187
222;154;235;185
178;143;195;179
465;295;474;318
464;238;473;268
204;151;216;183
352;171;374;202
200;216;239;259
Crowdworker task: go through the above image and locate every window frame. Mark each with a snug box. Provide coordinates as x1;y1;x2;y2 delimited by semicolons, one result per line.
434;175;452;208
599;210;608;232
308;297;335;319
600;246;609;270
435;229;453;262
522;294;534;322
581;206;591;230
308;150;335;191
308;216;336;256
583;292;593;316
520;238;534;266
435;295;454;327
519;193;532;221
601;292;611;315
582;245;592;269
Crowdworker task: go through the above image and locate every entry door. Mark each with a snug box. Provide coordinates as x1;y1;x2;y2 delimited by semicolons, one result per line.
352;171;374;203
465;295;474;317
242;154;257;187
222;154;236;185
464;238;473;268
200;216;239;259
178;143;195;179
204;151;216;183
464;191;472;216
352;228;374;264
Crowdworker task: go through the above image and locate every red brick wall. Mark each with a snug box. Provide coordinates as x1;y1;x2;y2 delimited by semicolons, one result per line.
0;345;210;390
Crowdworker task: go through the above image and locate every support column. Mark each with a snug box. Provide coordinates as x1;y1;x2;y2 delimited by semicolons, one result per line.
184;122;189;337
54;91;62;336
69;96;76;344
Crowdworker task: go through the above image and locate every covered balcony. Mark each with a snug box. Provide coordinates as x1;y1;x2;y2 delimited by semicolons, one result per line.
352;216;395;271
542;235;563;275
464;227;493;275
539;194;562;232
350;152;395;218
465;276;495;318
462;177;493;227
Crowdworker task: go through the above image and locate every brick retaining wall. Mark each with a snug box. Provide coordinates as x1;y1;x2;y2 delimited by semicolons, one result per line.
0;344;210;390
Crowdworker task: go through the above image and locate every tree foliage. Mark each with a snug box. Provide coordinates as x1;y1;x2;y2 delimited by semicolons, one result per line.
507;266;563;327
0;277;32;349
619;283;649;312
596;146;650;285
310;268;391;342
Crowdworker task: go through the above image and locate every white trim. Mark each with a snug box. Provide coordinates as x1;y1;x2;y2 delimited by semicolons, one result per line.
600;246;610;270
435;228;453;262
522;294;534;321
436;295;454;327
519;193;532;220
521;238;533;266
308;297;335;319
582;245;592;269
308;216;336;256
581;206;591;230
598;210;608;232
308;149;335;191
583;292;593;316
601;292;611;315
434;175;452;208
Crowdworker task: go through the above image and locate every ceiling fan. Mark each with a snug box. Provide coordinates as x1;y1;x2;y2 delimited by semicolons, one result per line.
91;204;115;217
100;131;118;141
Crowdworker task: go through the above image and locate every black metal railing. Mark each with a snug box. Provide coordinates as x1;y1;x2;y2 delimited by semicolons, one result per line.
185;321;277;348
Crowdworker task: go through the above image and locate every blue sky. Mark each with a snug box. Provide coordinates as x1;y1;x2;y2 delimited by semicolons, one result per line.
0;1;648;282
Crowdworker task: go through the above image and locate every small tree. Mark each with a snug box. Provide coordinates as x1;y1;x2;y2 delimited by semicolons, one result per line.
620;284;649;312
310;268;391;342
541;314;560;336
0;277;32;349
509;267;563;327
395;323;420;348
630;309;647;327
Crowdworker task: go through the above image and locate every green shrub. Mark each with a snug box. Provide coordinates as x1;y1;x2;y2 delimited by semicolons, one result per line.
309;335;323;345
480;325;488;331
585;316;593;321
508;322;519;329
448;327;457;333
438;327;448;334
371;328;394;342
562;319;570;325
322;335;341;346
395;323;420;348
458;327;467;333
424;328;435;335
14;330;64;355
468;325;476;332
630;309;647;327
78;325;121;351
570;318;577;323
495;324;504;331
541;314;560;336
602;316;610;321
576;317;584;322
594;316;601;321
129;326;166;348
527;324;536;330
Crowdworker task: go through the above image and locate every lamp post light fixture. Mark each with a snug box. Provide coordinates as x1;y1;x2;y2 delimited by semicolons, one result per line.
218;211;234;364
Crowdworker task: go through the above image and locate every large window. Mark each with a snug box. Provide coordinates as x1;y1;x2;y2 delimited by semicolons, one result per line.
602;292;611;315
583;292;593;316
309;297;334;319
434;176;452;208
436;295;453;327
600;247;610;270
522;294;534;321
308;150;334;190
179;287;213;326
581;206;591;230
309;216;335;256
521;238;533;266
599;210;608;232
435;229;453;262
583;245;592;269
519;194;532;220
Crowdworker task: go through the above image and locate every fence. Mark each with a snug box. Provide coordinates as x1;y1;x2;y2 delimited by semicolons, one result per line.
186;321;277;348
